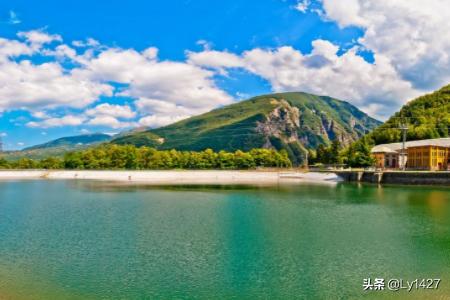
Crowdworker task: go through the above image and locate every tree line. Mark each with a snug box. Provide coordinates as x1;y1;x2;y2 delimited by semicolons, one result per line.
0;144;292;170
308;137;375;168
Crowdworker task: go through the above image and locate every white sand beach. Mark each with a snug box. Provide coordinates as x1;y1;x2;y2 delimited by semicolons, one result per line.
0;170;342;185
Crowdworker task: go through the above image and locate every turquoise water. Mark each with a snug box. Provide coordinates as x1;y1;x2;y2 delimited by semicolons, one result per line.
0;180;449;299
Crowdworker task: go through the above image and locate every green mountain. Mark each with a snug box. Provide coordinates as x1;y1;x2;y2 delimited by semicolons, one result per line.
366;84;450;145
4;133;112;160
112;92;381;165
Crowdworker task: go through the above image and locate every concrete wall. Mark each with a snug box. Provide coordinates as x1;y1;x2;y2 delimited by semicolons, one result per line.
336;171;450;185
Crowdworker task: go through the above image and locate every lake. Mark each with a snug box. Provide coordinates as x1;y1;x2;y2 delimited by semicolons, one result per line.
0;180;449;299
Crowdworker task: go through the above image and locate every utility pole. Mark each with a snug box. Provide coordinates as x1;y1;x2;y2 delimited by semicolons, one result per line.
304;150;308;170
399;123;408;170
0;135;3;153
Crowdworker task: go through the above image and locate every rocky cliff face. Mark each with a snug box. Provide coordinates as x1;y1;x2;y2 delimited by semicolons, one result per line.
256;99;301;148
255;97;368;153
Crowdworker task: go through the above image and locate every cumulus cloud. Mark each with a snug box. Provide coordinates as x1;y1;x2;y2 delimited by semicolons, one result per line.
188;40;419;119
135;98;202;116
3;2;449;129
0;60;113;112
75;47;233;111
0;31;233;129
85;103;136;119
0;38;34;61
72;38;100;48
138;115;186;128
87;115;136;128
84;103;137;128
18;29;62;46
135;98;200;127
0;31;113;113
186;1;450;119
187;50;244;69
320;0;450;90
26;115;86;128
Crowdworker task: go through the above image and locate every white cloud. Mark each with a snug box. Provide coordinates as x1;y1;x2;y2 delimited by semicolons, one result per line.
26;115;86;128
85;103;136;119
188;41;419;119
0;60;113;112
75;47;233;112
187;50;244;69
135;98;203;116
0;132;7;137
320;0;450;90
0;38;34;61
186;1;450;119
142;47;158;60
4;5;449;128
320;0;367;27
138;115;186;128
135;98;195;127
17;29;62;46
0;31;234;129
72;38;100;48
87;115;135;128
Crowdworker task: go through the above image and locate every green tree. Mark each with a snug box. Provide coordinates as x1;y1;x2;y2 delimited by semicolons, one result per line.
16;158;38;169
346;137;375;167
329;139;342;164
39;157;64;169
64;152;84;169
0;157;10;169
234;150;255;169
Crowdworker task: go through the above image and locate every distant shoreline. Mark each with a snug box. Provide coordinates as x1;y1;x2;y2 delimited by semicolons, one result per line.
0;170;341;185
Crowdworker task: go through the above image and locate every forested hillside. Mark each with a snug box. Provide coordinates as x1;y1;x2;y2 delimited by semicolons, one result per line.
112;92;380;165
368;84;450;144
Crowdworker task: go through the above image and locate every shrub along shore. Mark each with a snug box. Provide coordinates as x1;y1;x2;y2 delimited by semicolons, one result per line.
0;144;292;170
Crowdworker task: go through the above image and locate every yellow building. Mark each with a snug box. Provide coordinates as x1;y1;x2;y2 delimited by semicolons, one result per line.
371;138;450;171
407;145;449;171
372;146;399;169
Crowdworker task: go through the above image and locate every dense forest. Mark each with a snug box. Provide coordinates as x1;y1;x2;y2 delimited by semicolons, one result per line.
364;84;450;144
0;144;292;170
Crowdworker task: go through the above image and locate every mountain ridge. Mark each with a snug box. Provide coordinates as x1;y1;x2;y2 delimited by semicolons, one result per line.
112;91;381;165
3;133;112;160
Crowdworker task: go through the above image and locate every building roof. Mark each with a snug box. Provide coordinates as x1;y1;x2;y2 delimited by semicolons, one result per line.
371;146;398;153
371;138;450;153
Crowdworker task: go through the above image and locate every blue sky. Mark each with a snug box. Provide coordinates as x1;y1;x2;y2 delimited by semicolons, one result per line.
0;0;448;149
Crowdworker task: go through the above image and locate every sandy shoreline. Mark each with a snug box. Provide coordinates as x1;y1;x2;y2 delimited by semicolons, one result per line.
0;170;341;185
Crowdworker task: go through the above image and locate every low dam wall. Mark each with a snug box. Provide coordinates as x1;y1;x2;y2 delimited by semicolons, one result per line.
335;171;450;185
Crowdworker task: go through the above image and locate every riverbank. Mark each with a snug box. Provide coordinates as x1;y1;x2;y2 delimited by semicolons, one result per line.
336;170;450;185
0;170;341;185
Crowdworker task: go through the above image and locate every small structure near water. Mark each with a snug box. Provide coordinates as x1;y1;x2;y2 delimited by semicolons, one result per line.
371;138;450;171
